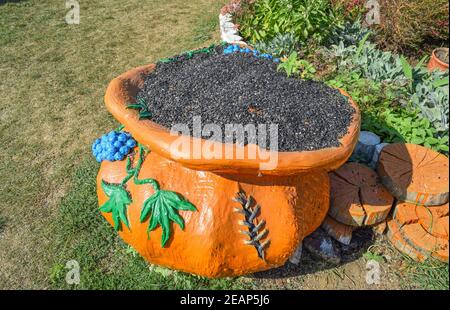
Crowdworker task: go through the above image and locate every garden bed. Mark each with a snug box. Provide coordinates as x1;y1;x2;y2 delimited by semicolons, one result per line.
136;45;355;151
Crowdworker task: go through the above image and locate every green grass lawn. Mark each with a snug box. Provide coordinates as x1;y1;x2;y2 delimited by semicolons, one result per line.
0;0;448;290
0;0;242;289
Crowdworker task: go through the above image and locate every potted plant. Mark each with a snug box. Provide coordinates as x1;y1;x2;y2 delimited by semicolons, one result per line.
428;47;449;72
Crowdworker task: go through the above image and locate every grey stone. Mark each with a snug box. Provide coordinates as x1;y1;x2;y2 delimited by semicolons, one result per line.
303;228;341;265
351;131;381;163
288;243;303;265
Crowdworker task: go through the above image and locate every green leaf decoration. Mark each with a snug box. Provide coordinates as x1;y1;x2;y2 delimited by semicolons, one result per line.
100;180;132;231
140;189;196;247
126;98;152;120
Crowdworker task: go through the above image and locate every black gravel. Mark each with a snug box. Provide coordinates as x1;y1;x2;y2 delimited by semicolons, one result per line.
136;45;355;152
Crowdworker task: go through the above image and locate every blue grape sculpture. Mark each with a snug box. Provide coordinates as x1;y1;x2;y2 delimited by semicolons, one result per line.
92;130;136;163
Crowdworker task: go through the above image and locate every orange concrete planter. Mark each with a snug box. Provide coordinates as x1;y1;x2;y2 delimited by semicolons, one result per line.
428;48;449;72
97;64;361;277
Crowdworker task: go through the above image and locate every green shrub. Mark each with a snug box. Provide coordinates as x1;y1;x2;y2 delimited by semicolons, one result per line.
330;0;367;21
329;34;449;138
374;0;449;54
253;33;300;57
236;0;344;46
363;107;449;153
277;51;316;79
327;19;372;47
326;72;449;154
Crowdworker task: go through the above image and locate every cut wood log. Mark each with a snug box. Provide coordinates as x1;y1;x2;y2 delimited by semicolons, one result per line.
391;202;449;263
394;201;421;225
387;220;427;262
329;163;394;227
321;215;353;245
431;216;449;239
428;203;450;219
372;220;387;235
401;222;449;263
394;201;449;239
378;143;449;206
352;131;381;163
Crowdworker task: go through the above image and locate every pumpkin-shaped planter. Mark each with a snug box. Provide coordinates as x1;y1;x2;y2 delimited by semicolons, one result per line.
96;46;360;278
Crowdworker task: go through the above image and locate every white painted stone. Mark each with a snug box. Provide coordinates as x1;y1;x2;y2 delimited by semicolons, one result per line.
219;13;233;23
223;27;239;36
221;33;244;44
370;142;389;168
288;243;303;265
219;13;245;44
352;131;381;163
223;22;238;34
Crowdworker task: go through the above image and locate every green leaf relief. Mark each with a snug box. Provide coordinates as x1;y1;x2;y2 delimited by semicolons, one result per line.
126;98;152;120
100;180;132;231
99;144;197;245
140;189;196;247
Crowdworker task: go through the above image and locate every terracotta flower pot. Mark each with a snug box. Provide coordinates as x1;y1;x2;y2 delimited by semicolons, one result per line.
97;64;361;278
428;47;449;72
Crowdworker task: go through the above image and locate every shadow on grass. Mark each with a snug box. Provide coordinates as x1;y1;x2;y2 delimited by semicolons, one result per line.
253;228;375;279
0;213;6;234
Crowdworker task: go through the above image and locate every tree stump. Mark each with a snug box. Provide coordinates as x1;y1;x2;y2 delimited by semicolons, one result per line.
377;143;449;206
372;220;387;235
329;163;394;227
387;220;427;262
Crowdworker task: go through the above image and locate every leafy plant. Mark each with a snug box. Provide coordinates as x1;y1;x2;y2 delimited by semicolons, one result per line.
298;59;317;79
328;36;449;138
374;0;449;54
277;51;316;79
327;20;372;47
237;0;343;46
411;74;449;136
253;32;299;57
326;73;449;154
330;0;367;21
399;55;429;92
365;107;449;153
363;251;385;264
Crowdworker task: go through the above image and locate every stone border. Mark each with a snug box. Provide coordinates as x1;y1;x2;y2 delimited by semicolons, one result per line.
219;0;246;44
